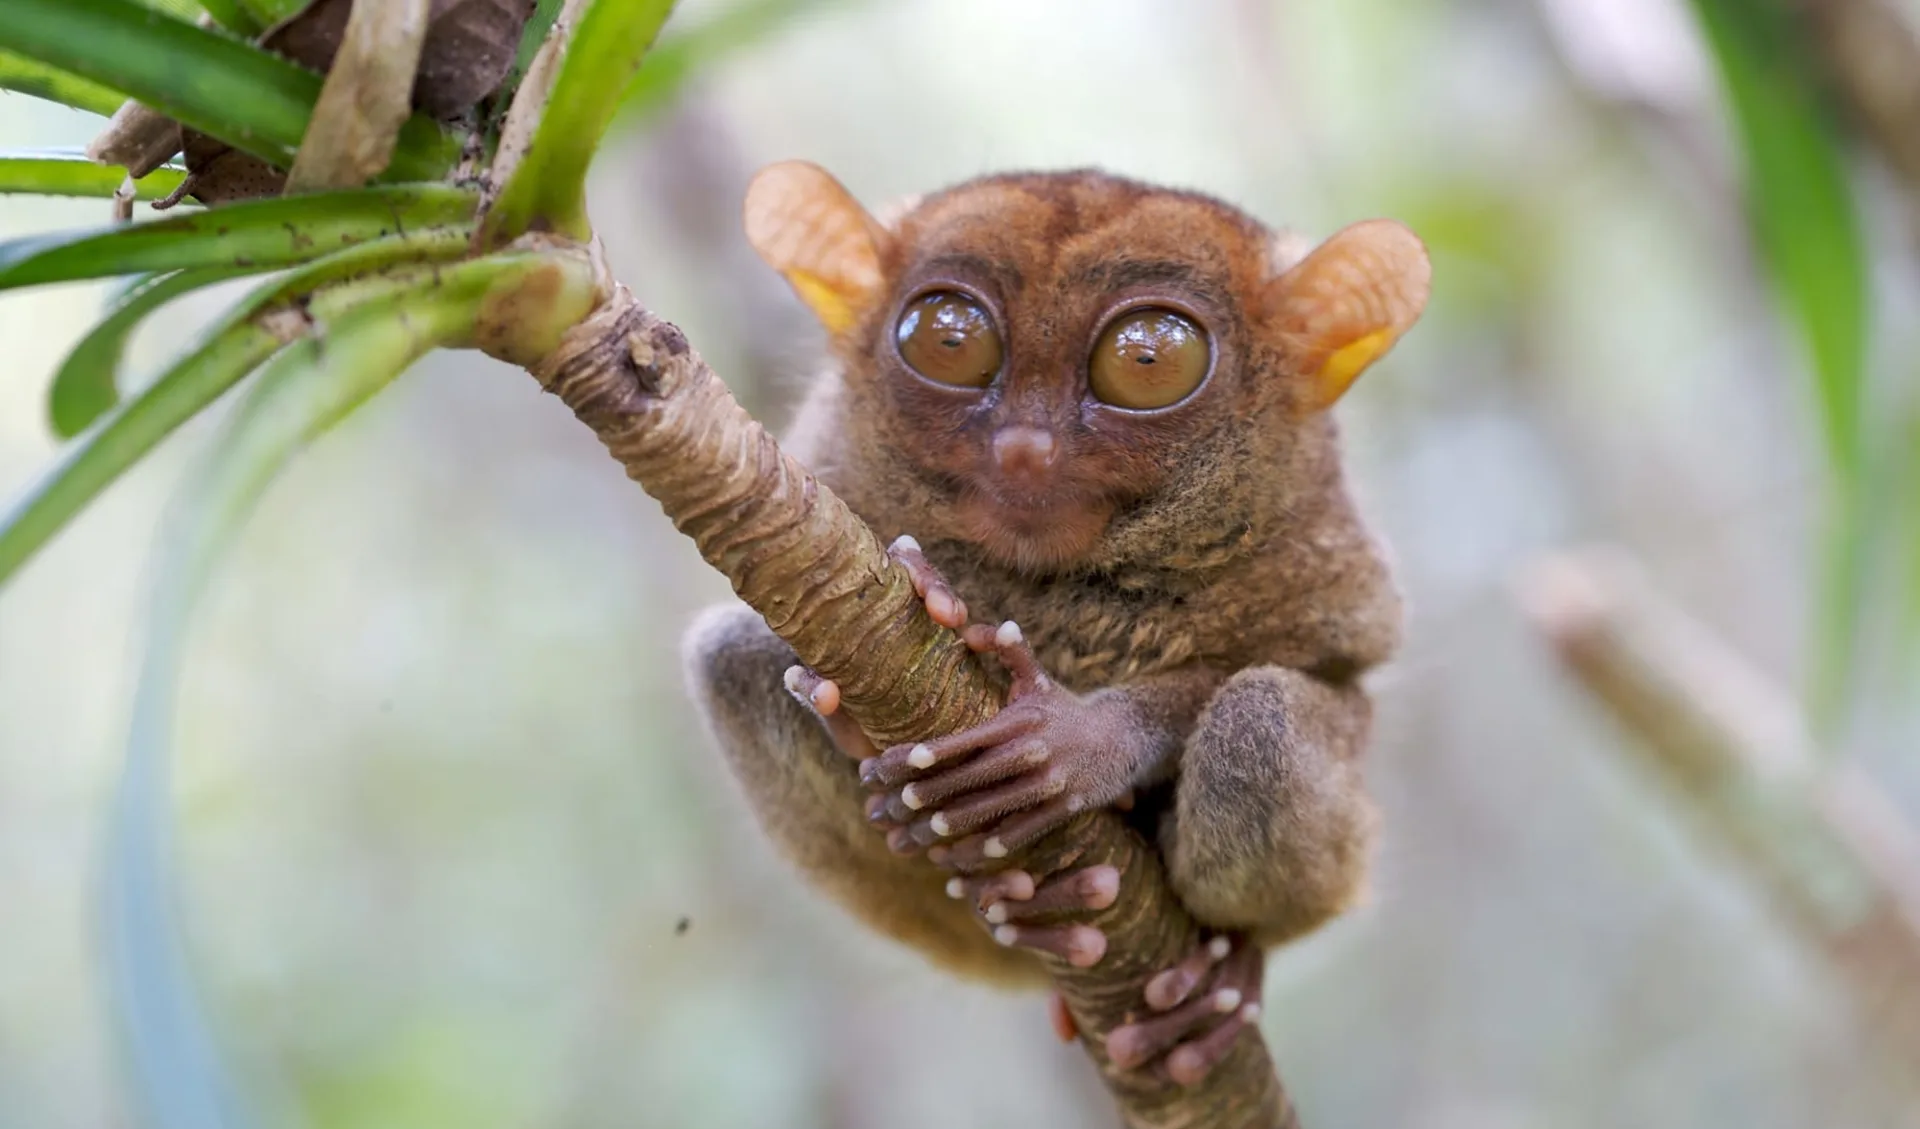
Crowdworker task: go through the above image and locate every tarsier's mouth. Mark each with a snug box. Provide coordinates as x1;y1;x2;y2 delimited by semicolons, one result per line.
954;486;1115;573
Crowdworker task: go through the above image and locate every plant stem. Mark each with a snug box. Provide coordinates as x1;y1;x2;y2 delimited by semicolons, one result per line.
526;287;1298;1129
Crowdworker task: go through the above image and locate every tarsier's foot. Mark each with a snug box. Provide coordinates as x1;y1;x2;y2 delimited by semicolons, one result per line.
1105;933;1264;1087
943;865;1120;968
859;616;1139;873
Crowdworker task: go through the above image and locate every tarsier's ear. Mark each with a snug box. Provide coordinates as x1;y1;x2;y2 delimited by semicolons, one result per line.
1268;219;1430;411
743;160;892;335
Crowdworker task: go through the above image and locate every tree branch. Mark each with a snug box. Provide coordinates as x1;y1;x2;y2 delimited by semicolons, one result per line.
528;285;1298;1129
1517;547;1920;1078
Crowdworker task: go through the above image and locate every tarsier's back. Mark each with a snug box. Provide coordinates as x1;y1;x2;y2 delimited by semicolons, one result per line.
685;160;1428;1086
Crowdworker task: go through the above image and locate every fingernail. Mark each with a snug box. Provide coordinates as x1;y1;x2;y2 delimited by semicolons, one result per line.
985;902;1009;924
901;784;925;810
782;666;806;694
995;620;1023;646
1212;989;1242;1013
1207;936;1232;960
891;534;921;552
929;812;952;836
945;878;965;899
994;925;1019;946
984;837;1008;858
907;744;936;769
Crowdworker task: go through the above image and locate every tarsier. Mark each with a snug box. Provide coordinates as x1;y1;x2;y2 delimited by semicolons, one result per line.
684;160;1428;1085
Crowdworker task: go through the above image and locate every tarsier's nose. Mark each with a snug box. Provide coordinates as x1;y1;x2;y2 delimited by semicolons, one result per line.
991;425;1059;484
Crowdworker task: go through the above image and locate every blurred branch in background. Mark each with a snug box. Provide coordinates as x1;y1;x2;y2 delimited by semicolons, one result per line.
1518;547;1920;1094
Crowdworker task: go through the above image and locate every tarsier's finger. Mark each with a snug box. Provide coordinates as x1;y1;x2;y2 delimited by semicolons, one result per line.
983;620;1050;693
1105;983;1242;1071
924;793;1078;870
945;869;1036;908
1145;935;1233;1012
896;735;1048;814
863;794;902;830
960;622;1001;653
887;534;968;629
1165;1003;1259;1087
884;827;922;856
908;763;1065;845
981;865;1120;925
990;922;1107;968
861;709;1039;788
782;666;879;760
976;793;1085;859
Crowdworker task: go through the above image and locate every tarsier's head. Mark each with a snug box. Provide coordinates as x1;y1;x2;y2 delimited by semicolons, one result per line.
743;162;1430;575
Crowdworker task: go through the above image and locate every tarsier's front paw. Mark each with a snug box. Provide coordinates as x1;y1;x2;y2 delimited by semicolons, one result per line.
858;619;1137;871
1103;933;1265;1087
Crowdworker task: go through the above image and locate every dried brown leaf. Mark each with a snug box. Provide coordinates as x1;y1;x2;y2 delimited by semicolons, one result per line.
285;0;431;193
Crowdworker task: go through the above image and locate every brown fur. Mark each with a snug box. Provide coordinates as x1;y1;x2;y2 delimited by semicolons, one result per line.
685;168;1410;983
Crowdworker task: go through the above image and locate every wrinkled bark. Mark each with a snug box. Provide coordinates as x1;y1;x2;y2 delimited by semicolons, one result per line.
529;285;1296;1129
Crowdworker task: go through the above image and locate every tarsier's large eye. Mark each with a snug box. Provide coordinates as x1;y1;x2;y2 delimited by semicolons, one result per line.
896;291;1003;388
1088;307;1210;409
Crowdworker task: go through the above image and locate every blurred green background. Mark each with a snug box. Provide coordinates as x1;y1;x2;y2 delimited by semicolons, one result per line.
3;0;1919;1125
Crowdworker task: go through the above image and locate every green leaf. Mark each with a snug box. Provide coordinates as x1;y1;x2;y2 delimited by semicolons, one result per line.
0;0;459;180
48;265;262;439
107;286;479;1129
0;148;187;200
0;48;128;116
480;0;679;245
0;183;477;291
1685;0;1869;727
616;0;846;124
193;0;264;35
0;225;474;587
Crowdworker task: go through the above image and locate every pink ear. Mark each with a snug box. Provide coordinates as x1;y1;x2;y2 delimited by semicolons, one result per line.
1270;219;1430;410
743;160;892;334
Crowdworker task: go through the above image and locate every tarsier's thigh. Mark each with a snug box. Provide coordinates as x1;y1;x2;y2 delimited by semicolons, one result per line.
1161;666;1377;946
680;602;1039;984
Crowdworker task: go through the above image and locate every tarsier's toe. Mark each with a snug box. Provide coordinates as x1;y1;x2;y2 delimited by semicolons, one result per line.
781;665;838;714
945;869;1037;908
888;534;968;629
784;665;879;760
978;866;1119;926
1145;935;1231;1011
992;922;1107;968
1107;934;1263;1086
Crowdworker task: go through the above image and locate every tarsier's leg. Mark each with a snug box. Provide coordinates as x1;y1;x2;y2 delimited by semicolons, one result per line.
1110;666;1376;1084
680;601;1040;985
1165;666;1376;942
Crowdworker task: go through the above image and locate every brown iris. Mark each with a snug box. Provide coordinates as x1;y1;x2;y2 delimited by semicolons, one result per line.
896;291;1003;388
1088;307;1210;409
